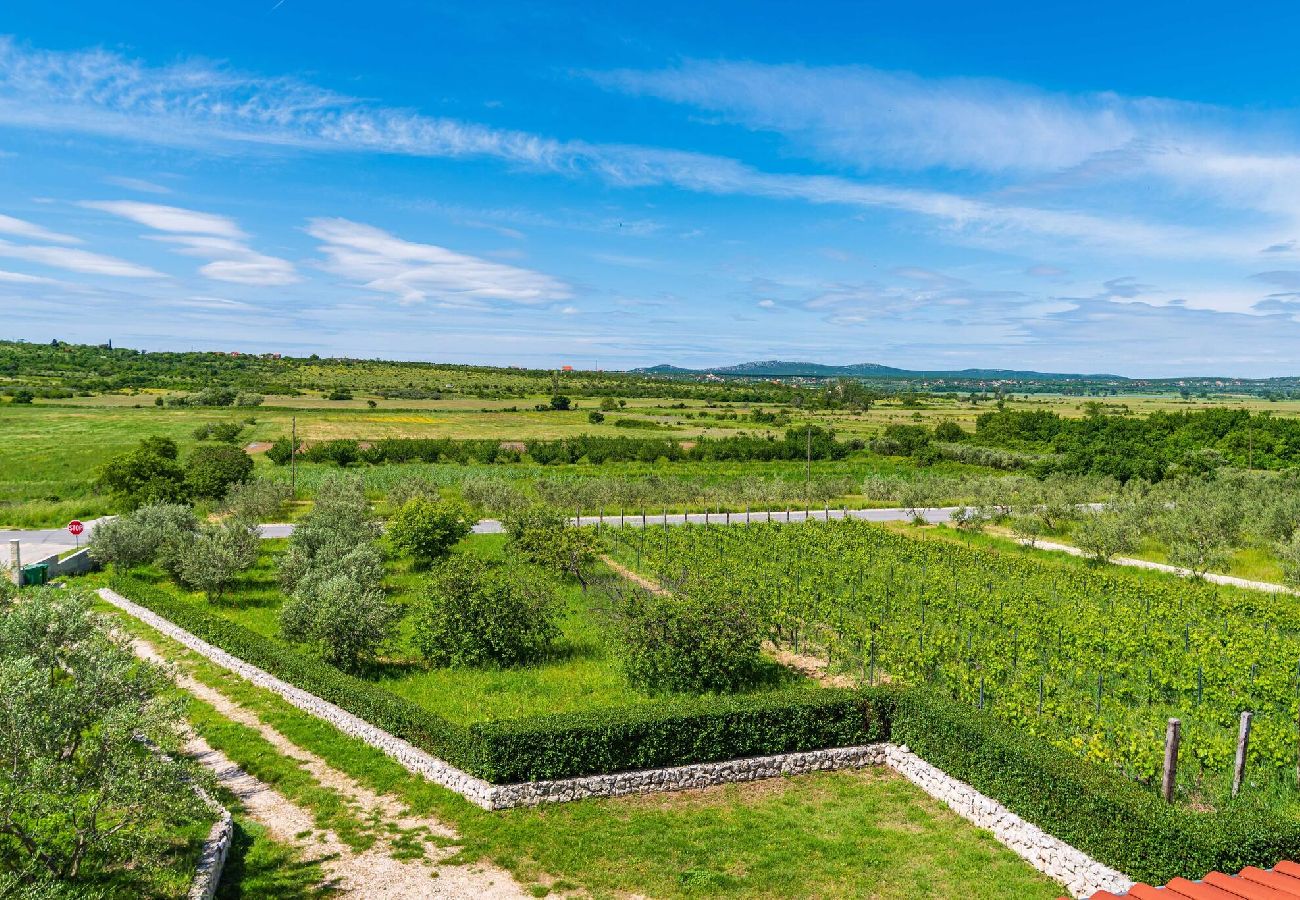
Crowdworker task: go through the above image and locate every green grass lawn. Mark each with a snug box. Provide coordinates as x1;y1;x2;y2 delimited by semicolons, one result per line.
98;604;1064;900
127;533;807;725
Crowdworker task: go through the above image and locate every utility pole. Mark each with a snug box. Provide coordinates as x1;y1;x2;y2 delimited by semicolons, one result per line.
291;416;297;498
805;422;812;514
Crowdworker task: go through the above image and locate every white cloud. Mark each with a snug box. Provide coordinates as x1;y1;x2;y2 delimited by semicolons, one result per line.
80;201;245;237
593;60;1160;175
103;175;173;194
0;212;79;244
0;267;60;284
0;238;160;277
83;200;298;286
307;217;572;306
0;38;1265;261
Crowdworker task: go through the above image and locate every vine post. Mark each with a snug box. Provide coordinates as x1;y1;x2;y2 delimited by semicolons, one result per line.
1161;718;1180;803
1233;710;1253;797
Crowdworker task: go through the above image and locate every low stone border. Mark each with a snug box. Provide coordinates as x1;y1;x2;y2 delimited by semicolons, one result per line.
882;744;1132;899
98;587;1131;898
188;786;234;900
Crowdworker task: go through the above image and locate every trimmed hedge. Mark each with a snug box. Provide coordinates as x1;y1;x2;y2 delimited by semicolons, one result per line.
107;575;886;783
470;687;891;783
891;686;1300;884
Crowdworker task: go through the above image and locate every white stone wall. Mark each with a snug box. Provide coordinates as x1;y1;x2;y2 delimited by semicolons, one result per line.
188;788;234;900
883;744;1133;899
99;587;1133;898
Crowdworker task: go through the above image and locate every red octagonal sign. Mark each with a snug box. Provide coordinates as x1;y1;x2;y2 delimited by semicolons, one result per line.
68;520;84;536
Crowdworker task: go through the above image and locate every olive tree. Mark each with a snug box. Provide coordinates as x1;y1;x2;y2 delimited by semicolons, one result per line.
0;590;195;883
174;518;261;600
88;503;198;570
1073;510;1139;563
1156;480;1244;576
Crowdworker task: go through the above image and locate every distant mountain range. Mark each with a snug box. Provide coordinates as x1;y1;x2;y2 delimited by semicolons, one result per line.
633;360;1127;381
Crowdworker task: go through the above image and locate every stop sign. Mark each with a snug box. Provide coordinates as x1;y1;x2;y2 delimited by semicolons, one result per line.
68;520;84;536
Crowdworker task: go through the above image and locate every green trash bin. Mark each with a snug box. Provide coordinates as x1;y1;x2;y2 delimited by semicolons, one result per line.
21;563;48;586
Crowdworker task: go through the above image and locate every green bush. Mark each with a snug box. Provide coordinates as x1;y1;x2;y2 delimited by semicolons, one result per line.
88;503;199;570
185;444;254;500
387;498;473;568
280;570;400;672
616;581;766;694
95;437;189;509
412;556;560;668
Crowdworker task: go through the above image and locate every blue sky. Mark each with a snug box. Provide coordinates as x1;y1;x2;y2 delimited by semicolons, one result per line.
5;2;1300;376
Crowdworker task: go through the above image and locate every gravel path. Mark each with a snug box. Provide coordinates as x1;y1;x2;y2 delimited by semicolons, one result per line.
129;637;529;899
1022;538;1295;594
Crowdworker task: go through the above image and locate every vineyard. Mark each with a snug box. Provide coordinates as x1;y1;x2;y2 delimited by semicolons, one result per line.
606;518;1300;807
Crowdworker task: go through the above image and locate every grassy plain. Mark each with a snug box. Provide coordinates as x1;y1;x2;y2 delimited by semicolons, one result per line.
5;386;1297;527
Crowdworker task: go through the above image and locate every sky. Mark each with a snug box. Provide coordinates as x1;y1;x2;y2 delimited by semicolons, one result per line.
5;3;1300;376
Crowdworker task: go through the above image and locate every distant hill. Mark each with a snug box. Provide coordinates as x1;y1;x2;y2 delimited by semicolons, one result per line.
632;359;1127;381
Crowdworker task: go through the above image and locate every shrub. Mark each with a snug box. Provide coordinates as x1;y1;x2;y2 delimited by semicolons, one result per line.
550;395;571;411
88;503;198;570
933;420;965;442
173;518;261;600
265;436;297;465
279;571;399;672
587;410;605;424
222;478;291;521
503;506;602;587
185;444;254;500
209;421;244;443
459;476;527;516
0;590;197;882
95;437;189;509
387;498;474;568
888;686;1300;884
384;473;442;510
413;555;560;668
471;687;888;783
192;423;213;440
616;581;765;694
278;476;380;593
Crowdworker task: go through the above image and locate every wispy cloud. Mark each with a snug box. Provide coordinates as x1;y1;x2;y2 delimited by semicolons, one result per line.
0;238;160;277
307;217;572;306
592;60;1166;175
81;200;298;285
0;38;1264;260
103;175;173;194
0;212;79;244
